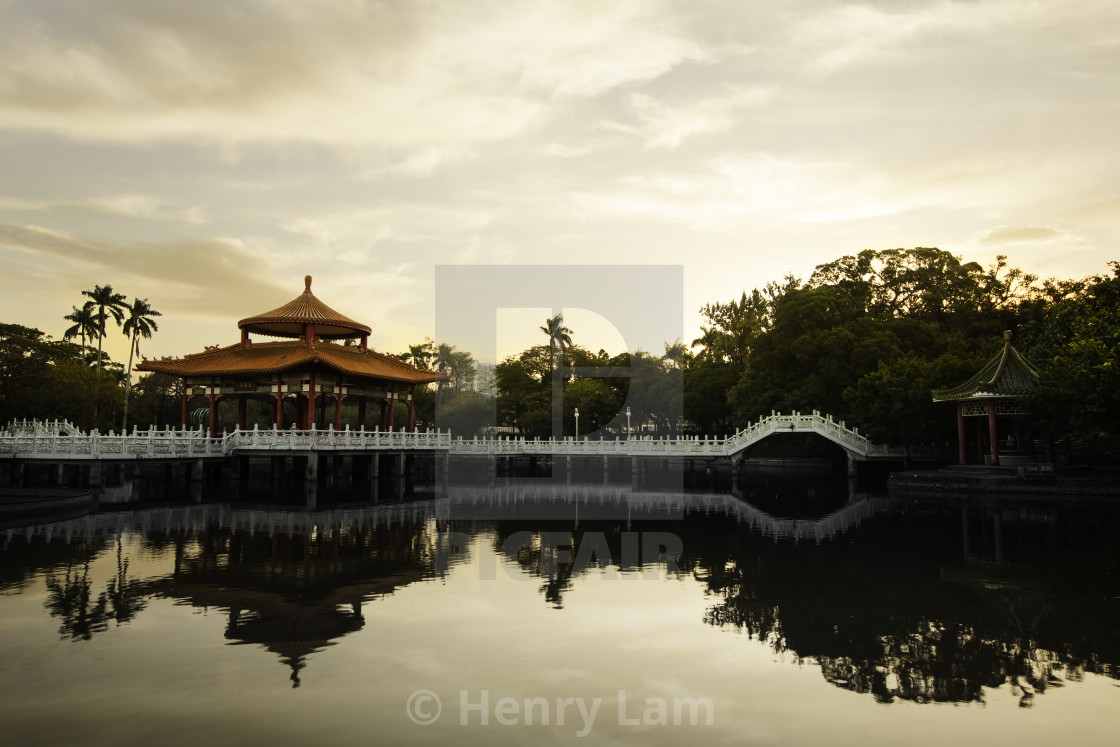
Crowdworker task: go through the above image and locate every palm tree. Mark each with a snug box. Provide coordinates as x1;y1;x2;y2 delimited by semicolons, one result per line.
540;314;573;437
401;341;434;369
63;303;99;363
539;313;573;376
120;297;161;430
82;284;127;376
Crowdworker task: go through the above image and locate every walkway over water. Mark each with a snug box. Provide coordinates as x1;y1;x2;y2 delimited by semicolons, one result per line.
3;412;941;463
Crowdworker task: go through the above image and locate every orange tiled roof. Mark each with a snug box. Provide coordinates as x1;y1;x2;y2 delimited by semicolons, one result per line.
136;339;447;384
238;276;371;340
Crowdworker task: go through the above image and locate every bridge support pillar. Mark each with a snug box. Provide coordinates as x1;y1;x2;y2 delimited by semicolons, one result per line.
846;453;857;478
435;453;447;496
188;459;205;483
10;462;26;487
371;454;381;481
565;456;572;485
231;456;247;482
304;454;319;483
54;463;66;487
603;456;610;485
271;456;285;482
86;462;100;489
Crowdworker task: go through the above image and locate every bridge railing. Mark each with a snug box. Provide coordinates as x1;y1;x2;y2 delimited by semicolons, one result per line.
724;411;871;456
228;425;453;452
4;418;81;437
0;426;223;459
0;415;937;461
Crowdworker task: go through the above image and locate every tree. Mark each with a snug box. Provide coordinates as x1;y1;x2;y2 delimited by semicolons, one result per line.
540;313;573;370
120;298;162;430
81;284;127;376
62;304;98;363
0;323;123;429
400;340;434;369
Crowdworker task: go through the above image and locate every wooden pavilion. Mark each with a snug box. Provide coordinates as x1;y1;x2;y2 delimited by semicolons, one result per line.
136;276;447;436
932;331;1041;466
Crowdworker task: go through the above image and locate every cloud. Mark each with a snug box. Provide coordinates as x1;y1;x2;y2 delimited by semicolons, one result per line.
0;221;288;317
975;225;1063;246
0;0;718;149
625;87;774;148
0;192;211;225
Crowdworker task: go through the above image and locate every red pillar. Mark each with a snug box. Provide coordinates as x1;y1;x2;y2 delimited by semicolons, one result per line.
208;393;218;437
987;400;999;466
387;386;395;431
407;389;415;433
237;394;247;431
956;403;967;465
334;392;343;430
275;393;284;429
307;373;316;430
358;396;367;430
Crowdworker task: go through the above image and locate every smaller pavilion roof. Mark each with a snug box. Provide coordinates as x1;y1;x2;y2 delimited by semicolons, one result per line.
238;276;371;340
932;331;1039;402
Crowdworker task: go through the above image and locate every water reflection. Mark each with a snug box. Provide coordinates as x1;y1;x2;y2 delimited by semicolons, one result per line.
3;484;1119;708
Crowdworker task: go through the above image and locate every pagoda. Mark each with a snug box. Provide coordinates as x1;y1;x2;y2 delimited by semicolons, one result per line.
137;276;447;436
932;331;1040;465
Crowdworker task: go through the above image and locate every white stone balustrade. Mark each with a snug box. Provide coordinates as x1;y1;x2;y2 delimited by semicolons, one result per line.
0;412;919;462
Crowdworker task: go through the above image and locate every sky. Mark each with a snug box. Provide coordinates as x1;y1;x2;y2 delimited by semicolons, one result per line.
1;0;1117;366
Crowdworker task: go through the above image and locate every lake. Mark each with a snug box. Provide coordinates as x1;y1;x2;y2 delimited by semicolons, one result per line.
1;468;1117;746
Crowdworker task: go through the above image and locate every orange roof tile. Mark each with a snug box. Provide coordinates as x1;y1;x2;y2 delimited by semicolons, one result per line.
238;276;371;340
136;339;447;384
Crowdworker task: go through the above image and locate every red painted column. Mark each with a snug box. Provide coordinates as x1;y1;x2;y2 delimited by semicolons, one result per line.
987;400;999;466
407;389;415;433
358;396;367;430
334;391;343;430
237;394;247;431
956;403;967;465
307;373;316;429
208;393;218;437
275;393;284;429
387;386;395;430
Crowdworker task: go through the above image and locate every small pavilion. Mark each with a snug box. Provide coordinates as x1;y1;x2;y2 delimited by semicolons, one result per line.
137;276;447;436
932;331;1041;466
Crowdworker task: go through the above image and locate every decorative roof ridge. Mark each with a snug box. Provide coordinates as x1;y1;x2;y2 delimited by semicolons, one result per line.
932;331;1039;402
238;275;372;338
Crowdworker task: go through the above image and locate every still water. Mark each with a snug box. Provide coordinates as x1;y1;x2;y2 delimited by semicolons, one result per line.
1;471;1118;746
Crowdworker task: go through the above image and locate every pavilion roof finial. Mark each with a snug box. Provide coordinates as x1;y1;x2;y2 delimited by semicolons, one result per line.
304;275;313;292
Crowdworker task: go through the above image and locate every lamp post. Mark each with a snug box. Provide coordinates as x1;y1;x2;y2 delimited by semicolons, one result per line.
574;407;580;440
626;406;631;439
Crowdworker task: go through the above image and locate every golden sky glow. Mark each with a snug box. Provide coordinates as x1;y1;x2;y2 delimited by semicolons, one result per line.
1;0;1118;361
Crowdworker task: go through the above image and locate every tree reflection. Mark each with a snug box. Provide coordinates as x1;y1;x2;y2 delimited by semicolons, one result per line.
688;508;1120;706
44;559;109;641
